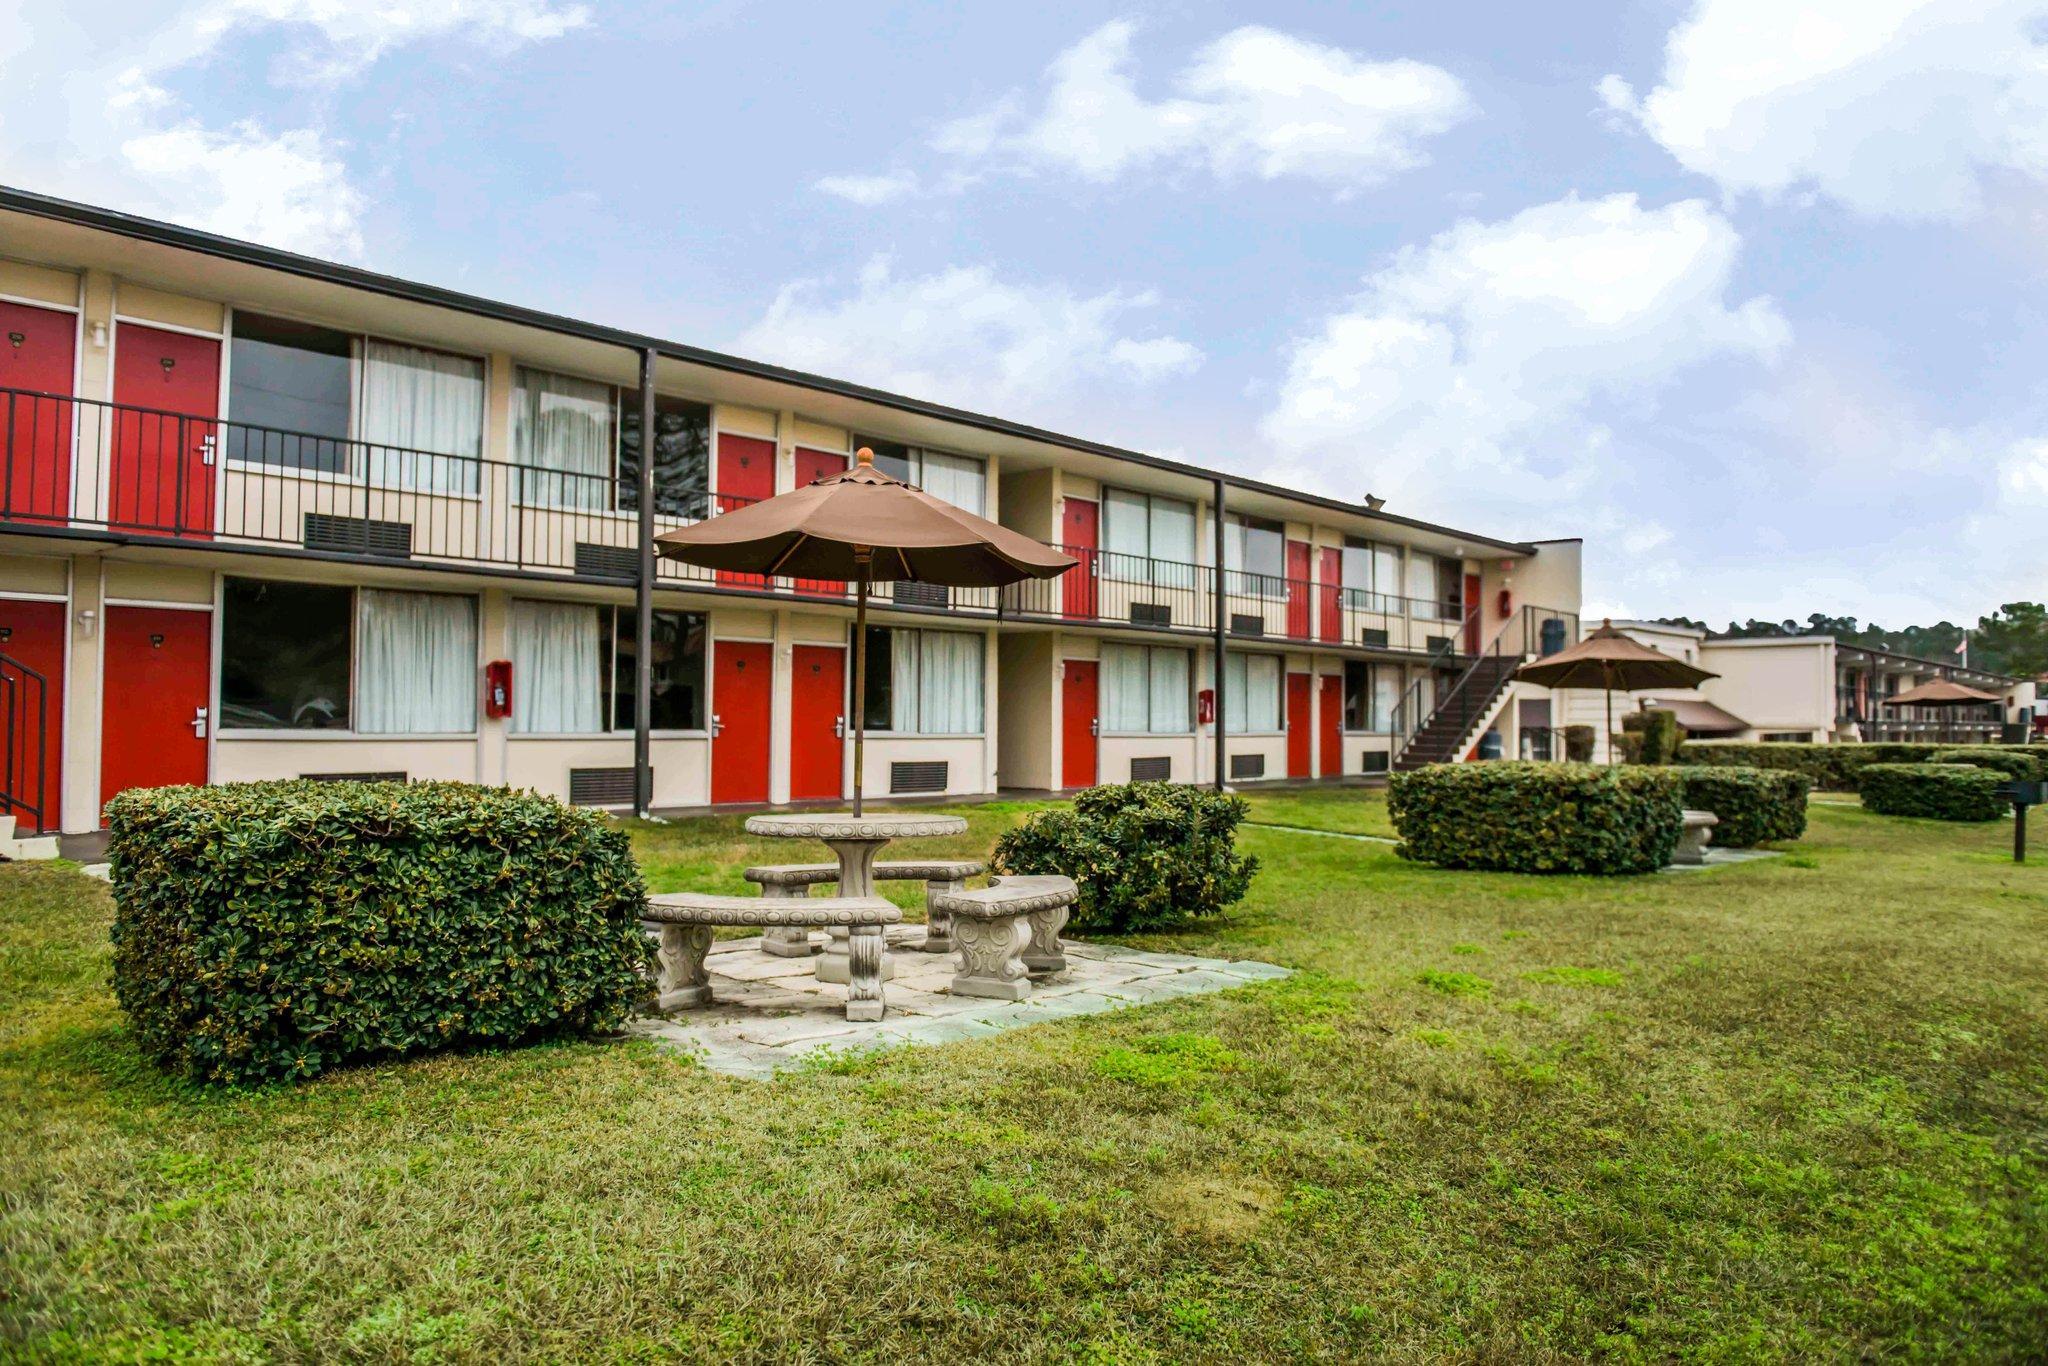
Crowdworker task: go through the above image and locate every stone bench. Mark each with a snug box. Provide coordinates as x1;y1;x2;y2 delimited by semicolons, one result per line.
642;893;902;1021
1674;809;1718;866
925;875;1079;1001
744;860;985;957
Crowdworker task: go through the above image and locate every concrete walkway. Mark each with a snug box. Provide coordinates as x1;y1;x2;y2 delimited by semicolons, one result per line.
631;927;1290;1078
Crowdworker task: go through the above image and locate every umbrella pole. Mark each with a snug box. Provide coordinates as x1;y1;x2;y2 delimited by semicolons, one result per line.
852;552;870;818
1604;663;1615;767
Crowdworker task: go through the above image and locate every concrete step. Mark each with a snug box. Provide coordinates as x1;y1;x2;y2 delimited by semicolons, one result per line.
0;833;59;861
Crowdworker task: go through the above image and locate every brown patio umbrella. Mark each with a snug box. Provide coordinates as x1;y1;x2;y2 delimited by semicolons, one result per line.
656;447;1075;814
1882;679;2002;744
1514;620;1719;764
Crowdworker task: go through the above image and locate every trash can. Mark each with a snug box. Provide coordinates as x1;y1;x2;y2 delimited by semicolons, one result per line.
1478;730;1503;761
1539;617;1567;657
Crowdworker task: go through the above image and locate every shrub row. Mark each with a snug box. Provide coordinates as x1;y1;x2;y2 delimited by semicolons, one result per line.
108;780;652;1086
1679;741;2043;791
1389;762;1684;875
1672;765;1808;848
994;781;1258;933
1858;764;2009;822
1930;748;2040;782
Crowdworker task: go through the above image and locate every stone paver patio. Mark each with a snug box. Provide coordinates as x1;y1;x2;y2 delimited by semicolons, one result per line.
630;927;1291;1077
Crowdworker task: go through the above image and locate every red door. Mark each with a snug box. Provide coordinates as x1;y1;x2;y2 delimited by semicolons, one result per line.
715;434;776;588
789;643;845;802
101;606;210;816
1062;497;1097;619
1285;540;1311;638
1317;546;1342;643
1286;671;1312;778
1463;573;1482;653
111;324;218;538
1062;658;1098;789
0;599;65;832
791;447;849;595
710;639;771;804
1319;673;1342;779
1;301;77;522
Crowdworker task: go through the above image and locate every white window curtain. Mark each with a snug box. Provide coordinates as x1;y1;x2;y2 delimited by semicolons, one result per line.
355;590;477;734
1101;643;1150;732
515;368;613;510
1102;489;1149;563
360;341;484;494
1372;666;1402;733
511;600;602;733
1374;545;1402;610
918;630;984;734
1226;654;1281;732
1149;648;1190;732
889;628;920;732
1149;496;1195;588
918;450;984;514
1405;551;1440;619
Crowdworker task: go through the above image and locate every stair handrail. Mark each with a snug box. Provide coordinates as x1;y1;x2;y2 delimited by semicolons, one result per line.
1393;605;1578;767
0;650;49;835
1387;599;1484;751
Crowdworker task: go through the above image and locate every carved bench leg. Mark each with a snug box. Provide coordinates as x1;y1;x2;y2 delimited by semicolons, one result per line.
1023;900;1070;977
654;923;715;1011
845;923;887;1022
950;914;1032;1001
918;877;963;953
758;884;817;957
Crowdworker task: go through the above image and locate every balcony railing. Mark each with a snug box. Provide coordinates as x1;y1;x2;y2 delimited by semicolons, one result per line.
1;389;1539;652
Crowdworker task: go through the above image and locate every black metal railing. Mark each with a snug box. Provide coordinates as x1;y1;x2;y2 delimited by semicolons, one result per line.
0;649;50;834
1390;604;1580;767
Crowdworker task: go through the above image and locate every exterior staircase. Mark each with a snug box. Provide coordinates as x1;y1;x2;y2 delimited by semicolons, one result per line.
0;814;59;862
1393;655;1521;771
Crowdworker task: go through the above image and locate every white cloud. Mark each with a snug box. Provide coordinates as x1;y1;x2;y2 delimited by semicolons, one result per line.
0;0;588;256
907;20;1471;192
814;170;921;206
1258;193;1788;527
1999;438;2048;500
737;257;1203;410
1602;0;2048;219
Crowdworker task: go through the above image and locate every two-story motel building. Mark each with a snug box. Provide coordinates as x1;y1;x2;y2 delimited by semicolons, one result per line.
0;187;1583;840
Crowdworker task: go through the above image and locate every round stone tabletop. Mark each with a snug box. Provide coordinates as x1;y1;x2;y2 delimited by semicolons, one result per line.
744;812;969;841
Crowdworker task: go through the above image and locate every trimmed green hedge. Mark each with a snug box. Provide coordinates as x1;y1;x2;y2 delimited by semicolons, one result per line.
1616;708;1684;766
1679;741;2044;792
107;780;652;1086
1389;762;1684;875
994;781;1258;933
1673;765;1808;848
1858;764;2008;822
1930;748;2041;782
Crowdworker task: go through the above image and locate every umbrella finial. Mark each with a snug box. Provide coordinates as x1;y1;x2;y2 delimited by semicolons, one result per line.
855;446;874;467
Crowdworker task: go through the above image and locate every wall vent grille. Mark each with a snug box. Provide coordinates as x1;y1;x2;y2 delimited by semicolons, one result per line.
892;582;949;608
574;542;640;579
1229;753;1266;780
569;767;638;806
1229;613;1265;636
1361;627;1390;648
1129;756;1172;782
1128;602;1172;627
304;513;411;558
301;771;406;783
890;760;948;794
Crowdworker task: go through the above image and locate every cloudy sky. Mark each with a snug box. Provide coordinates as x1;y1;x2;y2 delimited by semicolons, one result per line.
4;0;2044;625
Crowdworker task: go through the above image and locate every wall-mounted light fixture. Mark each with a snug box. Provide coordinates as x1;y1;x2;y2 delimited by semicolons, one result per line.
75;608;97;639
90;322;108;349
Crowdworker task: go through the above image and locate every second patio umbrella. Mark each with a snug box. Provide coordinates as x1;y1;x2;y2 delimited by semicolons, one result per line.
1514;620;1718;764
655;447;1075;813
1882;679;2002;743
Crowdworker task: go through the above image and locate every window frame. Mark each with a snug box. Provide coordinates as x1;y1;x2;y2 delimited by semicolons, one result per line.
859;625;987;736
1223;651;1284;735
217;576;481;738
1099;641;1193;736
1101;486;1198;582
851;434;987;515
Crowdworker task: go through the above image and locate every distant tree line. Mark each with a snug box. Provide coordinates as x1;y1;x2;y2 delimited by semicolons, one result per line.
1654;603;2048;679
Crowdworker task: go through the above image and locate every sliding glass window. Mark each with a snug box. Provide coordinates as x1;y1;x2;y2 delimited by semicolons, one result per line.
1101;643;1191;733
226;313;353;473
1224;653;1282;732
1102;488;1197;588
861;627;984;734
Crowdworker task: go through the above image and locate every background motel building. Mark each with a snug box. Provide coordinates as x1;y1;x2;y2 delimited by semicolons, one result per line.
0;188;1582;842
1543;621;2039;763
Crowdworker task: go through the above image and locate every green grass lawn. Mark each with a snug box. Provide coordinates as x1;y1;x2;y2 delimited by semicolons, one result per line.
5;798;2047;1360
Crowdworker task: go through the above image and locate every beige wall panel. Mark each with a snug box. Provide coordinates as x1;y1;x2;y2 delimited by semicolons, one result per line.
996;632;1054;791
1060;635;1099;661
0;259;79;307
214;738;477;784
0;553;69;596
789;612;850;645
714;608;775;639
1697;640;1836;736
117;283;223;334
104;560;212;604
715;405;777;439
792;418;849;452
1098;734;1198;784
862;735;990;797
503;736;710;808
999;467;1056;540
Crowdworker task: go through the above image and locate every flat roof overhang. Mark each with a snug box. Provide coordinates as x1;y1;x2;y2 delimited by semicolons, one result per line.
0;184;1538;561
